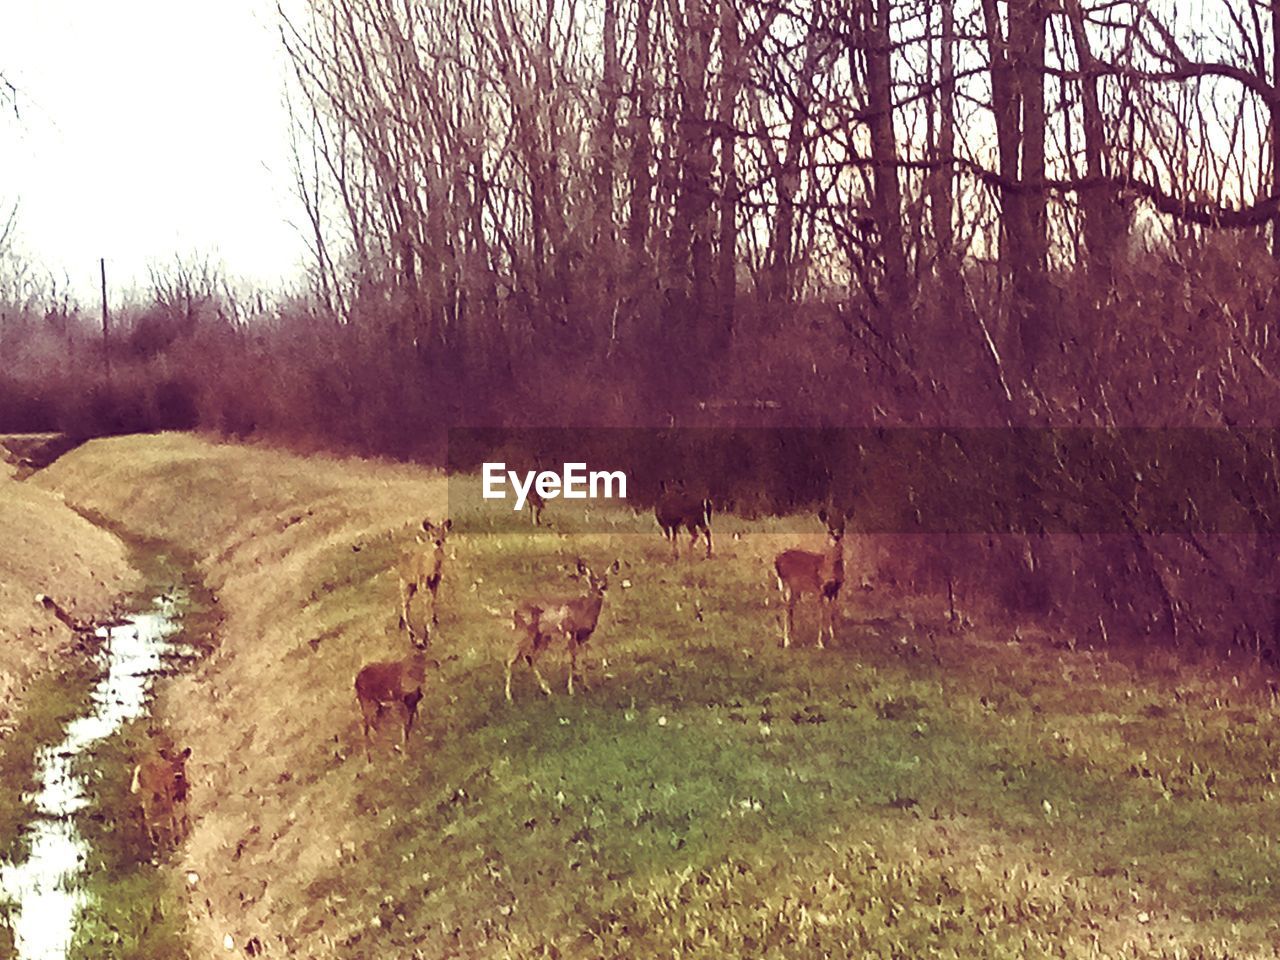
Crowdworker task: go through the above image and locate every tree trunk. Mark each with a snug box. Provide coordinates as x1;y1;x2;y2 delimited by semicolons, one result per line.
1064;0;1114;280
667;0;716;331
628;0;653;263
717;0;740;338
1272;0;1280;258
864;0;909;335
982;0;1049;372
598;0;621;331
933;0;957;303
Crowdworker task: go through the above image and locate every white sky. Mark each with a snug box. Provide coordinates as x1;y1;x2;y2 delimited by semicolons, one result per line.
0;1;309;304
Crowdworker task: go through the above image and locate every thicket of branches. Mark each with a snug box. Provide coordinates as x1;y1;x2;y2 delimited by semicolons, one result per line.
6;0;1280;666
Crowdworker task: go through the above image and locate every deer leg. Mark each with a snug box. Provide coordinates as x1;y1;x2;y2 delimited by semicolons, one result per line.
703;524;713;559
531;656;553;696
505;648;522;702
403;690;423;745
519;634;553;696
359;699;378;762
400;582;416;632
568;635;593;694
817;599;828;650
146;802;162;847
576;636;593;692
136;804;153;847
781;592;794;648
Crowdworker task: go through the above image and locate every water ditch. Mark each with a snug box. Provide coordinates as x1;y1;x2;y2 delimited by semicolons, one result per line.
0;558;210;959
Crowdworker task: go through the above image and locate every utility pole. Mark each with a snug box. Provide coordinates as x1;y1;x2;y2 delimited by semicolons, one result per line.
100;257;111;381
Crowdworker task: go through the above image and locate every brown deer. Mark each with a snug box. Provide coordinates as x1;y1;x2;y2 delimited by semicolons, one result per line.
774;509;847;649
655;486;713;559
506;559;620;701
354;634;434;762
398;518;451;640
131;743;192;847
528;488;546;526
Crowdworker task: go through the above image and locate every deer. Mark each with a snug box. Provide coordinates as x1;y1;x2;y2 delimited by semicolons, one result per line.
655;485;713;559
505;559;621;701
354;633;435;762
131;743;192;848
528;488;546;526
398;517;451;641
774;509;847;649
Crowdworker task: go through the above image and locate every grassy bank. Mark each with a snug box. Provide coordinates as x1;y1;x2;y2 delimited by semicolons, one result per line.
0;468;136;729
33;433;1280;958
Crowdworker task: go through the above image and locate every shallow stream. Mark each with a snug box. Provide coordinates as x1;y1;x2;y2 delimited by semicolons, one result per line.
0;588;198;959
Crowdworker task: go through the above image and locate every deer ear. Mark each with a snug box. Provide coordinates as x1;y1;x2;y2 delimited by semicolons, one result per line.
817;507;829;524
441;518;452;532
575;558;589;575
180;747;192;759
610;559;621;574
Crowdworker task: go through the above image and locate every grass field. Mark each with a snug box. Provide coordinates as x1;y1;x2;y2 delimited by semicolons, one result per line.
20;433;1280;958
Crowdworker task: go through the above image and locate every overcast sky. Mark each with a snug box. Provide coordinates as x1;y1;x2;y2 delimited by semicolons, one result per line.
0;1;309;303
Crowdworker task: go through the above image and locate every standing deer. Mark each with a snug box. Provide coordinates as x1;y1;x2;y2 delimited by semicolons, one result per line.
774;509;847;649
655;486;713;559
354;634;434;762
528;488;546;526
398;518;451;640
506;559;621;701
131;743;192;848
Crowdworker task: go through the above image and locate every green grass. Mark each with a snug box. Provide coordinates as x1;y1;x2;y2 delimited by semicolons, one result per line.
295;504;1280;957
